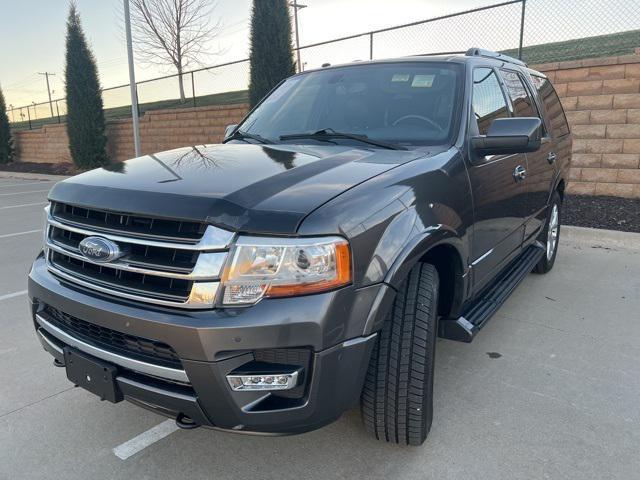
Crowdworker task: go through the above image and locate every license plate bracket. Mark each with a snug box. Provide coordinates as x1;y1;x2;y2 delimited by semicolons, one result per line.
64;347;123;403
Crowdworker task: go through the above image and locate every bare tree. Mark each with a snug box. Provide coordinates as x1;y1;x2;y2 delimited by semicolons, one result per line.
128;0;221;103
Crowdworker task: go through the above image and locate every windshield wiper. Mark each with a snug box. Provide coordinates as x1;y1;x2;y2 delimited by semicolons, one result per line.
279;128;407;150
223;129;272;145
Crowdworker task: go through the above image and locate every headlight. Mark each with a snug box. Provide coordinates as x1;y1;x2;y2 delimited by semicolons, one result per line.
222;236;351;305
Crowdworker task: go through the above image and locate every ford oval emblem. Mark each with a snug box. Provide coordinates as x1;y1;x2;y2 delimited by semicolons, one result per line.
78;236;124;263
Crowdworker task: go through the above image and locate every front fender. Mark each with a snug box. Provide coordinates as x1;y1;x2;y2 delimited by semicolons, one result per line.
383;227;466;290
361;227;469;336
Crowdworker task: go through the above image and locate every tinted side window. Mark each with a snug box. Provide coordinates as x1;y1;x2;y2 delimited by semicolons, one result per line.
472;68;509;135
500;69;538;118
531;75;570;137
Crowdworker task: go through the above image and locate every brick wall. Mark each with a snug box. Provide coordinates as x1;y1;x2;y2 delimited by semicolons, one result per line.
13;123;72;164
106;103;248;161
533;53;640;198
13;103;249;164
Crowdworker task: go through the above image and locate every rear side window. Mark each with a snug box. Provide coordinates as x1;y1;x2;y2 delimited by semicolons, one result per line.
472;68;509;135
500;69;538;118
531;75;570;138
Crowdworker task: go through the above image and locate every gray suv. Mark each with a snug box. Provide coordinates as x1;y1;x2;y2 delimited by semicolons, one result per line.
29;48;570;445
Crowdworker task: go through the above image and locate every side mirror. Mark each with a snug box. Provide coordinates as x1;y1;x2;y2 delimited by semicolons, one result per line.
224;124;238;140
472;117;542;156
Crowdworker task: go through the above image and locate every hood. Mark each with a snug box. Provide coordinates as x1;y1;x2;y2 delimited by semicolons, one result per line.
50;143;428;234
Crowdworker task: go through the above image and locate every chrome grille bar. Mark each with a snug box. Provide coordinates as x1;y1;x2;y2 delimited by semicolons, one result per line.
46;239;225;281
47;213;234;251
36;314;189;383
47;260;221;309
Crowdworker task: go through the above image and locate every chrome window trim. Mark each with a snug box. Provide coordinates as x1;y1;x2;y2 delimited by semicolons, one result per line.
36;314;189;383
48;212;235;251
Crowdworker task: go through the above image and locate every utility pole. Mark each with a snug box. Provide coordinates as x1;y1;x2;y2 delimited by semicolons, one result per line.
289;1;307;72
123;0;141;157
38;72;56;118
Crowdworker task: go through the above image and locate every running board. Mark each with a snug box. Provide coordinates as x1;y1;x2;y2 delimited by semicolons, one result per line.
439;244;544;343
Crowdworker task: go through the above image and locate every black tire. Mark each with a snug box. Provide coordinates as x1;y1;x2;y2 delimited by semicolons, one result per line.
534;191;562;274
361;263;439;446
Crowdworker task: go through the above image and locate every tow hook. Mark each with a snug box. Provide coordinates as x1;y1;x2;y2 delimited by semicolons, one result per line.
175;413;200;430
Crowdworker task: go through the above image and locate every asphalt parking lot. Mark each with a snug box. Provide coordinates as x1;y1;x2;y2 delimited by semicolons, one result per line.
0;173;639;480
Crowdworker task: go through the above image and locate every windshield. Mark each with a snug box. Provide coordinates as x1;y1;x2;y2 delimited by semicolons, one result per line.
239;62;463;147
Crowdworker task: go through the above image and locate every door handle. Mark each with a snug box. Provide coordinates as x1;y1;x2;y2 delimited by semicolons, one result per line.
513;165;527;182
547;152;557;164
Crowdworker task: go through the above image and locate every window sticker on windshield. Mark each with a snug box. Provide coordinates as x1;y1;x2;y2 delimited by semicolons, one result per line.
411;74;435;88
391;73;410;82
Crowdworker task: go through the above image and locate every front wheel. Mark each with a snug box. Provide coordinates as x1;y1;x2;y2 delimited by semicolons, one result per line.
360;263;439;446
534;191;561;274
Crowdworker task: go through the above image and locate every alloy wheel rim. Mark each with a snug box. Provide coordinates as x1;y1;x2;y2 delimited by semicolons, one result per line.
547;204;559;261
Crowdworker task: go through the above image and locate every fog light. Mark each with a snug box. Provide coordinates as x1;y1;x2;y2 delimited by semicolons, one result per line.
226;371;299;391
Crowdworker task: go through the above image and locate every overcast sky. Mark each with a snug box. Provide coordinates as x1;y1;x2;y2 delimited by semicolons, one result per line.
1;0;637;109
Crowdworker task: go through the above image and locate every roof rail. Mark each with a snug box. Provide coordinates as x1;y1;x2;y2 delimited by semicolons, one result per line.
465;48;527;67
414;50;467;57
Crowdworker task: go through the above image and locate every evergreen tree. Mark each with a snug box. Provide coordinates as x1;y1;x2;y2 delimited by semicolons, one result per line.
65;3;108;169
0;86;13;164
248;0;296;107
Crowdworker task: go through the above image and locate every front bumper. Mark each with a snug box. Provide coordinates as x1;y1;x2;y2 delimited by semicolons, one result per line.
28;255;383;434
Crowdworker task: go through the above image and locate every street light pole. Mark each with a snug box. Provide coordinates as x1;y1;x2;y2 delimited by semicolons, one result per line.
123;0;141;157
37;72;56;118
289;1;307;72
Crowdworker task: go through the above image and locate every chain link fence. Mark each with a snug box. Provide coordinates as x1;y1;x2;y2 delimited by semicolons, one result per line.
298;0;526;69
7;0;640;131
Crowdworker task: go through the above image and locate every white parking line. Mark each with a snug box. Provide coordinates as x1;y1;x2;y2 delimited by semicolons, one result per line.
113;419;179;460
0;189;50;196
0;229;42;239
0;290;27;302
0;181;53;188
0;202;46;210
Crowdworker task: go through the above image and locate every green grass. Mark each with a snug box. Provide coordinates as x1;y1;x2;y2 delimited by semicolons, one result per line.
10;89;248;131
502;29;640;65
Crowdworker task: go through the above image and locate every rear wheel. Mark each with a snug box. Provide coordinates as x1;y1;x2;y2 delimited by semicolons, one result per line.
534;191;561;274
361;263;439;446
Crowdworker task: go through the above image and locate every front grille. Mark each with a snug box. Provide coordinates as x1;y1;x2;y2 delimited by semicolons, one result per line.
45;202;235;308
43;305;181;369
50;250;194;302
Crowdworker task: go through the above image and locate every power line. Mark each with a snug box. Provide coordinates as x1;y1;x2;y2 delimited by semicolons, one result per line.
2;73;41;90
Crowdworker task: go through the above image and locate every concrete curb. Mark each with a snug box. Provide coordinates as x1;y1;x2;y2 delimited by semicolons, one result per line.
562;225;640;251
0;171;70;182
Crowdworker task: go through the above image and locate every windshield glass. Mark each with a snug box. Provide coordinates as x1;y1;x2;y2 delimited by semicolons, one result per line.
239;62;463;147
